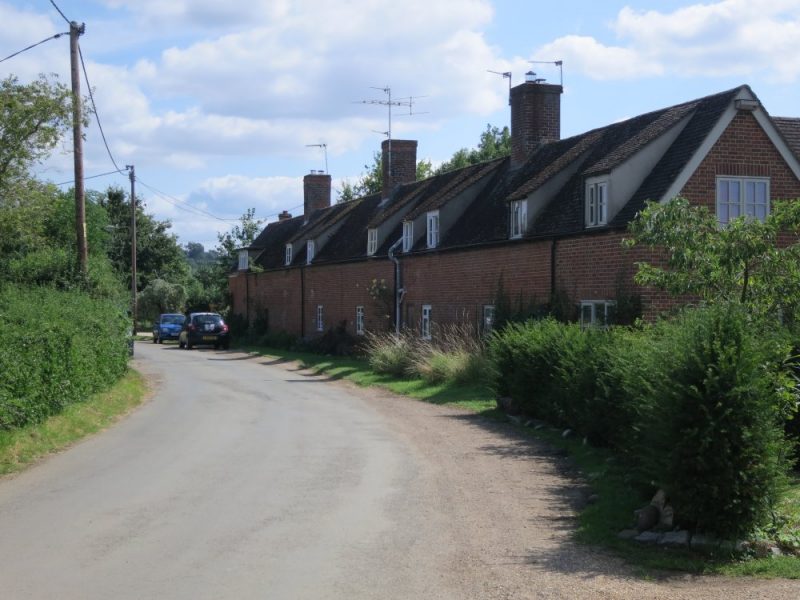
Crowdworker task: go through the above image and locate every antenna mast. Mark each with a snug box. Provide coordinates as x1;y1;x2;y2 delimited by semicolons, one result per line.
354;86;424;178
487;70;512;104
305;143;328;173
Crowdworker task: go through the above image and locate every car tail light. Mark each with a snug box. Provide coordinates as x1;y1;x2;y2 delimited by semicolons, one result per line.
221;323;229;333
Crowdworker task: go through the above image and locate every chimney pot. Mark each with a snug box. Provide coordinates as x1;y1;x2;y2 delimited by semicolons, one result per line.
278;210;292;221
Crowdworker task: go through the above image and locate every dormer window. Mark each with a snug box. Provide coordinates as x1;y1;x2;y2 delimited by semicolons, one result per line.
285;244;292;266
238;249;249;271
402;221;413;252
367;228;378;255
585;181;608;227
510;200;527;239
306;239;315;264
426;211;439;249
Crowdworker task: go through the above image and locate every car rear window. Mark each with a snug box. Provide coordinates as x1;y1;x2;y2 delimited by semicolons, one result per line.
162;315;184;325
193;314;223;326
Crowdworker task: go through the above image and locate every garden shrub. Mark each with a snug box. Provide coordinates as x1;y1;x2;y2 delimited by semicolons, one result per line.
649;305;793;538
0;285;130;430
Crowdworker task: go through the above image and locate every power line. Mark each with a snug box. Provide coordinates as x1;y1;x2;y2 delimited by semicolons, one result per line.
48;0;71;25
0;32;67;64
135;178;237;222
78;45;123;173
55;169;126;186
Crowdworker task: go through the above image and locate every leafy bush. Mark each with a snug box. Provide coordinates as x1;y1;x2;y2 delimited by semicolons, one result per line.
0;286;130;430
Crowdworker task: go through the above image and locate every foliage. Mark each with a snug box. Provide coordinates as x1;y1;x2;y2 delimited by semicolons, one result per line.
625;197;800;323
488;307;796;539
411;324;491;385
0;286;130;430
363;331;416;376
138;278;187;320
647;305;793;538
434;124;511;175
0;74;74;197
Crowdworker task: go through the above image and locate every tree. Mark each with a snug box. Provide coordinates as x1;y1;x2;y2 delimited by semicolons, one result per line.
624;197;800;322
215;207;263;263
138;278;187;320
100;186;189;292
0;75;74;198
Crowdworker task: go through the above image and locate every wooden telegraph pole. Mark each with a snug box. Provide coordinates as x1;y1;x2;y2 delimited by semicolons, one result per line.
127;165;138;333
69;21;88;274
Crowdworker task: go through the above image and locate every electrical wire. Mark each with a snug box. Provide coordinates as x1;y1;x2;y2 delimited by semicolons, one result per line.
78;45;124;173
55;169;126;186
0;32;67;64
48;0;71;25
135;178;237;222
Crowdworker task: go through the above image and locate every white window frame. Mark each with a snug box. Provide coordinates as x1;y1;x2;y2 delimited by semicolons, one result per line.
316;304;324;332
238;249;249;271
402;221;413;252
367;228;378;256
585;181;608;227
285;243;292;266
306;239;315;264
421;304;432;339
580;300;615;328
426;211;440;249
510;200;527;239
355;305;365;335
716;176;770;225
482;305;496;334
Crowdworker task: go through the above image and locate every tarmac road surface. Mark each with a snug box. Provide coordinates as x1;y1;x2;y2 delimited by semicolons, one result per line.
0;341;797;599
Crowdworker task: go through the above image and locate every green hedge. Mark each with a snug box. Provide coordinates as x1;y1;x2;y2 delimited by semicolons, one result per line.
0;286;130;430
489;305;795;539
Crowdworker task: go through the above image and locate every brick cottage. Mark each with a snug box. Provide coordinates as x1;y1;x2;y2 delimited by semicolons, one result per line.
230;76;800;339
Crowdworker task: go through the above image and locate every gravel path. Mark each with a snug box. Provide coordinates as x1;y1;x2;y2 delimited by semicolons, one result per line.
354;380;800;599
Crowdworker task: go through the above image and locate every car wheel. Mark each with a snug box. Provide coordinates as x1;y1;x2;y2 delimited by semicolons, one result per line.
158;338;164;344
179;340;185;349
187;340;194;350
152;335;158;344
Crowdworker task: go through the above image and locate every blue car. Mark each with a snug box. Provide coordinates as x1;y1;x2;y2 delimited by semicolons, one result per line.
152;313;185;344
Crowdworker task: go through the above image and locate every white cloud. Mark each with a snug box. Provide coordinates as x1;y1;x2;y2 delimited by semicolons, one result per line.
534;0;800;82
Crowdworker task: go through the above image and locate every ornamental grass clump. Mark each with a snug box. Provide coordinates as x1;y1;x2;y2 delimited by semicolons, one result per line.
363;331;416;377
411;324;490;385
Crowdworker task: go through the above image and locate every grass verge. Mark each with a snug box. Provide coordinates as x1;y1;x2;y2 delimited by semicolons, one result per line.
241;343;799;579
0;369;148;476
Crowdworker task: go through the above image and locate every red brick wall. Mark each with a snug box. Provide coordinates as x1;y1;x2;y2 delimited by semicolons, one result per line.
680;112;800;209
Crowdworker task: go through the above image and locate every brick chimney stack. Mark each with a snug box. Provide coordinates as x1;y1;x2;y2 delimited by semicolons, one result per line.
381;139;417;199
510;73;562;169
303;171;331;217
278;210;292;221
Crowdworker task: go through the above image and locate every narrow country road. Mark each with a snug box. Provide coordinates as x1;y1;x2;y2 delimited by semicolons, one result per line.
0;341;797;599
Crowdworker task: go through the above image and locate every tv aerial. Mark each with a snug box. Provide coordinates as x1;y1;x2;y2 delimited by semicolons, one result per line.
487;69;512;104
354;86;428;141
305;143;328;174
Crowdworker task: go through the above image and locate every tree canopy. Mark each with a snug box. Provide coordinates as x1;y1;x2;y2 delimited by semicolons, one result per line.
0;75;74;199
625;197;800;323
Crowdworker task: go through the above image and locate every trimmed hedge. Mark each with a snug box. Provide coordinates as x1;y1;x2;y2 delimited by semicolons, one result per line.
489;305;795;539
0;286;130;430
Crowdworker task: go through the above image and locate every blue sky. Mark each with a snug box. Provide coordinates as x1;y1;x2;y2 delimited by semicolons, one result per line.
2;0;800;249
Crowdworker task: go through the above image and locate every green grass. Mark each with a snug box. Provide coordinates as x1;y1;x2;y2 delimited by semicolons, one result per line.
0;370;148;476
239;342;800;579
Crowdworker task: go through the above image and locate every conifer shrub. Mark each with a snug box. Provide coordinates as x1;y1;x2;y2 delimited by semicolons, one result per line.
0;286;130;430
647;305;792;538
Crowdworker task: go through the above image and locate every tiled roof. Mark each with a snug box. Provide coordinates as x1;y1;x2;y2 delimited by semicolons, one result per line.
407;158;505;219
314;194;383;262
251;216;304;269
773;117;800;159
611;86;740;226
248;85;748;263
